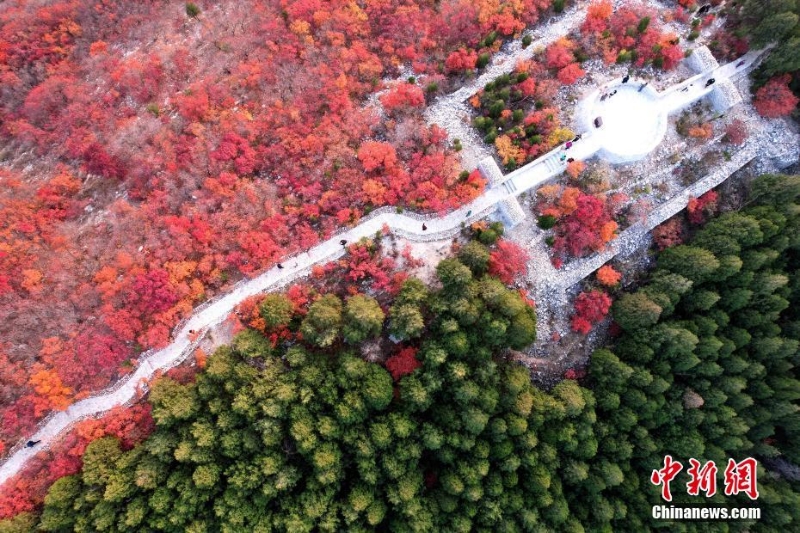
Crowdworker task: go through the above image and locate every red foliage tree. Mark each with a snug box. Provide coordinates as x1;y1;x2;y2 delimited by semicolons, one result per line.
608;7;642;50
687;190;718;225
571;289;612;334
488;240;529;284
660;43;684;70
69;332;130;387
754;75;799;118
128;269;178;315
571;316;593;335
564;367;587;380
358;141;399;172
35;167;82;220
343;241;396;292
558;63;586;85
1;396;38;448
380;83;425;113
286;284;312;314
574;290;612;322
545;40;575;70
723;119;748;145
83;143;126;180
517;76;537;97
708;28;749;60
175;86;210;122
386;347;421;381
211;132;257;175
445;48;478;72
581;0;612;34
552;193;617;258
673;7;690;24
652;217;684;250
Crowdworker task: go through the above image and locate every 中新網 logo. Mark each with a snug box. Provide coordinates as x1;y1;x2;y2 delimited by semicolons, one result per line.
651;456;759;501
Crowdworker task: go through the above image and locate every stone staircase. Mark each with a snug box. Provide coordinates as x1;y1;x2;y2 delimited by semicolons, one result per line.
502;177;519;194
543;154;563;174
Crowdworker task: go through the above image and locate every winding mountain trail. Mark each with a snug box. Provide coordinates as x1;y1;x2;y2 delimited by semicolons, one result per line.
0;189;515;484
0;31;775;486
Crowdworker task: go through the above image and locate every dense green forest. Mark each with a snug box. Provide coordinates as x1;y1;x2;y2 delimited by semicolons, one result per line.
732;0;800;87
5;175;800;532
572;173;800;530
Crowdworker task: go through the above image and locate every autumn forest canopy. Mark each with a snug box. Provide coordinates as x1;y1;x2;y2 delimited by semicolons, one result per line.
0;0;561;452
0;0;798;456
1;0;800;529
8;173;799;532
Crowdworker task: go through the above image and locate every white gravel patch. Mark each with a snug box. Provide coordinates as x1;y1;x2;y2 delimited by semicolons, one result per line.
586;83;668;162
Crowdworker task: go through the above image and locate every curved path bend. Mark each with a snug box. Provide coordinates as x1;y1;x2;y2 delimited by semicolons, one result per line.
0;189;516;484
0;41;770;486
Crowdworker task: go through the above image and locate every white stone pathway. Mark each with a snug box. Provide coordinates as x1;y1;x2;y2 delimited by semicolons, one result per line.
497;47;767;194
0;26;777;488
424;0;596;170
0;194;507;484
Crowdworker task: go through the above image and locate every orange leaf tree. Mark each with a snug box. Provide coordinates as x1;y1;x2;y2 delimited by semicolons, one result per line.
596;265;622;286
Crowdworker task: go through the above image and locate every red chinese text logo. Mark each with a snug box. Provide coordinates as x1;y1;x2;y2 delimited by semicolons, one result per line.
723;458;759;500
651;455;683;502
651;457;758;501
686;458;717;497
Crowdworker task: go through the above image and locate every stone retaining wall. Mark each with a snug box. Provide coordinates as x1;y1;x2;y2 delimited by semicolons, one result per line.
684;46;719;74
498;197;527;228
477;156;505;188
